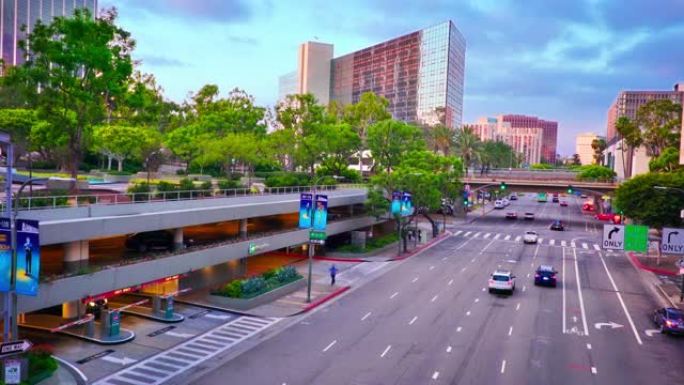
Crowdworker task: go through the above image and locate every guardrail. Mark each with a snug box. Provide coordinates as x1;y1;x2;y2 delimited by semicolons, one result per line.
2;183;368;212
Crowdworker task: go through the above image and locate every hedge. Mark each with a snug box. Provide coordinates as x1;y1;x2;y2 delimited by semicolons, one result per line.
212;266;302;299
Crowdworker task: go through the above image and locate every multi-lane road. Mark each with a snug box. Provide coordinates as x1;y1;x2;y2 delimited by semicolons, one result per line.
175;193;684;385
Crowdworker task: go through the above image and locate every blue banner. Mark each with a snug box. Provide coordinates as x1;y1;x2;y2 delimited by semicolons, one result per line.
313;194;328;231
0;218;10;292
401;192;413;216
16;219;40;296
391;191;401;215
298;193;313;228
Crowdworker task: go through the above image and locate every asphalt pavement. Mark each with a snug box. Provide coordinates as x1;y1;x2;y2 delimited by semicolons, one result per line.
165;192;684;385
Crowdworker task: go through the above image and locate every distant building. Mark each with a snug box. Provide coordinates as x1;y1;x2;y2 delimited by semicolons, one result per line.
278;20;467;128
467;116;544;165
1;0;98;70
501;114;558;164
575;133;603;166
278;71;297;102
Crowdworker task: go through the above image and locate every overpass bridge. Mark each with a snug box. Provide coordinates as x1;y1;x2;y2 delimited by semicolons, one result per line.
463;176;618;194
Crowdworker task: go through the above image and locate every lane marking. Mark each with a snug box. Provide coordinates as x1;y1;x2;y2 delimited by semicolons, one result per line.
522;285;527;292
515;303;521;311
571;241;577;248
409;316;418;325
429;265;435;270
460;267;467;272
573;248;590;336
380;345;392;358
446;346;452;353
464;231;472;237
456;326;462;332
526;273;531;278
538;237;544;244
593;244;601;251
500;360;507;374
322;340;337;352
361;312;371;321
466;311;471;316
494;234;501;240
515;236;521;242
586;343;592;350
390;292;399;299
504;235;511;241
448;279;454;286
550;239;555;246
482;287;486;292
597;251;643;345
473;232;481;238
470;258;476;263
484;233;491;239
412;277;419;283
508;326;513;336
432;371;440;380
474;298;479;303
561;241;567;247
591;367;597;374
442;257;447;261
431;295;438;303
582;243;588;250
454;231;463;236
562;247;567;333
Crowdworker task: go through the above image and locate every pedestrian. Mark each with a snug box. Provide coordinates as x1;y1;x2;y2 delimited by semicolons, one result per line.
329;264;338;286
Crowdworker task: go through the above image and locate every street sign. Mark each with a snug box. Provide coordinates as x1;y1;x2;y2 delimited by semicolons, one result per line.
0;340;31;358
662;228;684;255
309;230;326;245
625;225;648;252
4;358;20;384
602;224;624;250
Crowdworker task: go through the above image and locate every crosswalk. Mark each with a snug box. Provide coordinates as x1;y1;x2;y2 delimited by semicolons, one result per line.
93;316;280;385
452;230;604;251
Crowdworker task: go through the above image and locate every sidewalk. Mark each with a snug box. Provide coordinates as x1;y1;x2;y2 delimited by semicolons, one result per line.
628;251;683;309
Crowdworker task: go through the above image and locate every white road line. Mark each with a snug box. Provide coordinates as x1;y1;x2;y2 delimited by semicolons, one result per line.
429;265;435;270
515;236;521;242
562;247;567;333
380;345;392;358
473;232;481;238
538;237;543;244
454;230;463;236
431;295;439;302
482;287;486;292
456;326;462;332
409;316;418;325
474;298;479;303
522;285;526;292
464;231;472;237
561;240;567;247
591;367;597;374
466;311;471;316
412;277;419;283
442;257;447;261
504;235;511;241
582;243;588;249
390;292;399;299
500;360;507;374
484;233;491;239
471;257;476;263
322;340;337;352
446;346;452;353
515;303;521;311
586;343;592;350
573;248;590;336
508;326;513;336
597;251;643;345
494;233;501;240
526;273;531;278
460;267;467;272
361;312;371;321
594;244;601;251
448;279;454;286
571;241;577;248
550;239;555;246
432;371;440;380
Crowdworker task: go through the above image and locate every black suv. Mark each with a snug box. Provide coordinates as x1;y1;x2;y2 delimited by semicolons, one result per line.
550;220;564;231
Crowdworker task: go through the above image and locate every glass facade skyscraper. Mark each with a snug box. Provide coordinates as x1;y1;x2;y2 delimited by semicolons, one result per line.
1;0;97;69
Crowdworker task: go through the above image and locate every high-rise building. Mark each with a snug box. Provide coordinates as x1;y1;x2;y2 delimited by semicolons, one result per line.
575;132;603;166
467;116;544;165
1;0;98;69
278;21;466;128
501;114;558;164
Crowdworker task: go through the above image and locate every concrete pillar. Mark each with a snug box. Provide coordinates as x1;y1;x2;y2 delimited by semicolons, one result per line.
239;219;248;240
64;240;89;274
238;258;247;277
173;228;184;250
62;300;82;320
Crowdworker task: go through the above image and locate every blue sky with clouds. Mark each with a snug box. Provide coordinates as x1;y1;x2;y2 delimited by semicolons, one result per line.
99;0;684;155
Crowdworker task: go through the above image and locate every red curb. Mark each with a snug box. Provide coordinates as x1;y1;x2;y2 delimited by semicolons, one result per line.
388;232;451;261
302;285;351;312
627;252;677;276
314;256;366;263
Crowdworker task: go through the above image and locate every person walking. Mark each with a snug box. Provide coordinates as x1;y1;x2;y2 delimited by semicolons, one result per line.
329;264;338;286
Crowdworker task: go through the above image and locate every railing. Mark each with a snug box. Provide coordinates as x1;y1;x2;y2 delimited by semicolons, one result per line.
2;183;368;212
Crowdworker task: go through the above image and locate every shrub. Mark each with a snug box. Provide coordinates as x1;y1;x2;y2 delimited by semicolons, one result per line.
225;280;242;298
266;276;280;288
176;169;187;176
218;179;241;190
156;181;177;192
241;276;267;297
264;172;311;187
262;269;277;280
106;170;132;176
127;183;151;202
276;266;300;283
577;165;616;182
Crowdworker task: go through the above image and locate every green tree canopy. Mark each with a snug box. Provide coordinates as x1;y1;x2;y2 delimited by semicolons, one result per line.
649;147;680;173
576;165;616;182
591;137;607;165
636;99;682;157
367;119;425;173
92;125;140;171
454;126;481;175
615;171;684;228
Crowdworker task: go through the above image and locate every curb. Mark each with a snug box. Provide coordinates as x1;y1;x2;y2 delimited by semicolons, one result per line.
314;256;366;263
301;286;351;313
53;355;88;385
655;284;680;309
627;252;677;276
387;231;451;261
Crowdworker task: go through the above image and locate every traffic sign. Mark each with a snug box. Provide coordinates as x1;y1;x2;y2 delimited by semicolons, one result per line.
625;225;648;252
0;340;32;358
662;228;684;255
602;224;624;250
309;230;326;245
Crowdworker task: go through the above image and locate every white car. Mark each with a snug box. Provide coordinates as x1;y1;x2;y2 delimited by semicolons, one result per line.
488;270;516;294
523;231;538;244
502;198;510;206
494;200;505;209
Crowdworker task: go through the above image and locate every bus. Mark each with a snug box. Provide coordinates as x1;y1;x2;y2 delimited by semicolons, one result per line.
537;192;547;202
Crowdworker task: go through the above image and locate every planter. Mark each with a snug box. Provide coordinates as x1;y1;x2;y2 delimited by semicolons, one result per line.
103;173;132;183
209;278;305;310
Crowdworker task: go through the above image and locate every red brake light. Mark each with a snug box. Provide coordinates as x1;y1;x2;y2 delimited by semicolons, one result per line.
666;320;674;327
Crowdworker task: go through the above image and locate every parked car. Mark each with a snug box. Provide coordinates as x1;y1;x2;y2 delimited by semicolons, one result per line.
494;200;505;209
652;307;684;334
560;201;568;207
488;270;516;294
523;231;538;244
550;220;565;231
125;230;193;253
524;212;535;220
506;212;518;220
534;265;558;287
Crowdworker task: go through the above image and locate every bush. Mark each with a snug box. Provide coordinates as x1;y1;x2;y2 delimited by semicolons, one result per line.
276;266;300;283
241;276;267;297
577;165;616;182
530;163;553;170
127;183;151;202
106;170;132;176
176;169;187;176
264;172;311;187
17;189;70;208
262;269;277;280
218;179;242;190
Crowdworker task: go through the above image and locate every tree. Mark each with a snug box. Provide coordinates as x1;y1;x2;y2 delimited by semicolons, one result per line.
164;125;207;171
118;72;176;131
367;119;425;173
576;165;616;182
615;116;642;177
571;154;581;166
425;124;454;155
454;126;481;176
343;91;391;141
649;147;680;173
615;171;684;229
319;122;361;176
0;109;37;162
5;9;134;182
591;138;607;165
92;125;140;171
636;99;682;157
137;127;163;183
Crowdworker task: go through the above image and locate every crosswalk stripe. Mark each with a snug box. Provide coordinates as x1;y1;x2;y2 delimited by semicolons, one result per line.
549;239;555;246
514;236;521;242
582;243;588;249
571;241;576;248
504;235;511;241
561;241;567;247
538;238;543;244
454;231;463;236
483;233;491;239
593;244;601;251
473;232;481;238
464;231;472;237
494;234;501;240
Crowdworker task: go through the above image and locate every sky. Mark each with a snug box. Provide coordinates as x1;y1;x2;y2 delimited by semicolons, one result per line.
99;0;684;156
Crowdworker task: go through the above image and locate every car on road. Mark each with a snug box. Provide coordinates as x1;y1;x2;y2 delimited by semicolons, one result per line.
506;212;517;220
502;198;510;206
523;231;538;244
488;270;516;294
550;220;565;231
494;200;505;209
552;196;559;203
524;212;535;220
560;201;568;207
652;307;684;334
125;230;193;253
580;194;588;198
509;194;517;201
534;265;558;287
595;213;622;224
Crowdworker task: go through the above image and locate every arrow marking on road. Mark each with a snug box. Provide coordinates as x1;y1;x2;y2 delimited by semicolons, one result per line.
165;331;195;338
594;322;623;330
644;329;660;337
205;313;231;320
572;316;578;323
101;356;137;366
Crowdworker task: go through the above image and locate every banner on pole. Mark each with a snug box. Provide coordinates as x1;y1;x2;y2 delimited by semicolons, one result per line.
298;193;313;229
0;218;10;292
16;219;40;296
313;194;328;231
400;192;413;217
391;191;401;215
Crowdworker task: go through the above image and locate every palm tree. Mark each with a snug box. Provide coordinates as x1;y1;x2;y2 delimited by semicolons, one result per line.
426;124;454;155
454;126;481;176
591;138;607;165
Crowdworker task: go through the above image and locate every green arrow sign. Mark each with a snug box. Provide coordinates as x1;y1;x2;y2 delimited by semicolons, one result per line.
625;224;648;252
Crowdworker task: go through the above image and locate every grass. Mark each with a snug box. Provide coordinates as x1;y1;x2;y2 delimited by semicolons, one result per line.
14;171;89;180
335;232;399;253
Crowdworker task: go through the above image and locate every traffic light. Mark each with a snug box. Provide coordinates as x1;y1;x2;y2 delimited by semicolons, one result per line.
500;182;507;191
567;185;573;194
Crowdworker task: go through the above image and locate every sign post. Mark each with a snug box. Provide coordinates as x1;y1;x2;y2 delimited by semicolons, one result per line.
602;224;625;250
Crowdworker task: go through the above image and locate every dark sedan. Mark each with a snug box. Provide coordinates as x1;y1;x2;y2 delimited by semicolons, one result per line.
550;220;564;231
652;307;684;334
534;265;557;287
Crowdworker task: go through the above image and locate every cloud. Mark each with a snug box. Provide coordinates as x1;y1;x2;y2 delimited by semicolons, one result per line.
141;55;189;68
227;36;259;45
104;0;254;23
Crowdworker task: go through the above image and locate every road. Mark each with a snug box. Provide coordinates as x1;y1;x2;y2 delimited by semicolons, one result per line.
175;192;684;385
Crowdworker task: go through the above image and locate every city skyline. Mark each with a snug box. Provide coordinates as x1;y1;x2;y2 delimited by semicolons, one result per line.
98;0;684;156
